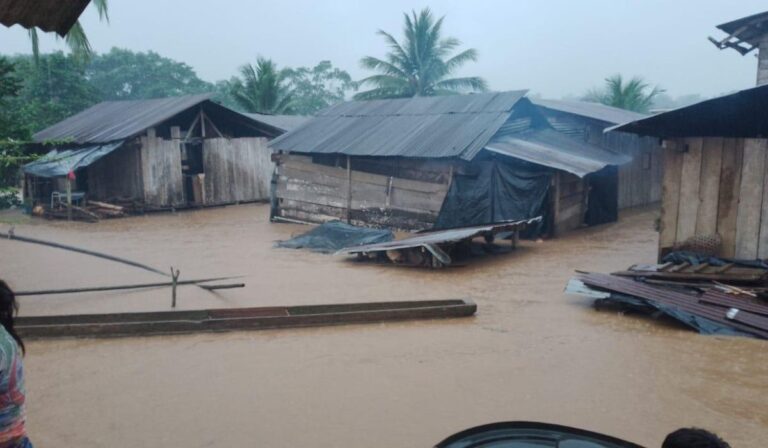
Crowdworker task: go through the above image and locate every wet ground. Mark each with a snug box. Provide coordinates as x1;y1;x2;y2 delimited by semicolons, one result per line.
1;204;766;447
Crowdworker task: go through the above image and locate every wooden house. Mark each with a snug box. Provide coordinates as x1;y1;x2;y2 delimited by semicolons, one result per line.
532;98;662;209
24;94;297;210
612;84;768;259
268;91;631;234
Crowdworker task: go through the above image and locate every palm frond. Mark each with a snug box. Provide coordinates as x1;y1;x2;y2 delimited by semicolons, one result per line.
65;21;93;60
28;29;40;63
433;76;488;93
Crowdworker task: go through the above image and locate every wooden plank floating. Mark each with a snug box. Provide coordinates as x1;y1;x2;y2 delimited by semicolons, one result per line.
16;299;477;339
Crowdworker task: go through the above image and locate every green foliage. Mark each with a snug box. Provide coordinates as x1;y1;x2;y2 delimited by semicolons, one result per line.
229;58;294;114
282;61;354;115
7;52;99;134
0;57;27;141
87;48;213;100
0;187;22;209
355;8;487;100
583;74;664;113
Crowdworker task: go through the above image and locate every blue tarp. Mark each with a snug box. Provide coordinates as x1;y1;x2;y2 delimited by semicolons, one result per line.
23;141;124;178
275;221;394;254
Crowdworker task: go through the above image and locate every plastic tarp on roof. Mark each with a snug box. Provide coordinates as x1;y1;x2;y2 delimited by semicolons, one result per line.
484;128;631;177
23;141;124;178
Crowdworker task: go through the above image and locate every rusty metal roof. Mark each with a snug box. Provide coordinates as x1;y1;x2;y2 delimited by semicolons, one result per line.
269;91;528;161
0;0;90;36
532;98;647;125
608;84;768;138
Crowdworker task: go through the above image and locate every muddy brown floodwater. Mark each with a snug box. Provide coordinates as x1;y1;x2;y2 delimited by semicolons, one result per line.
0;204;766;447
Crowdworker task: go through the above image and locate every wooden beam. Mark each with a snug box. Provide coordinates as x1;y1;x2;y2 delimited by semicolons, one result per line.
201;110;224;138
346;155;352;223
184;114;201;140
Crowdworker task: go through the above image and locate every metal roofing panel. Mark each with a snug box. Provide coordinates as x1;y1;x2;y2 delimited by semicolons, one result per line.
0;0;90;36
716;11;768;46
23;141;124;178
485;128;631;177
269;91;527;160
245;113;310;132
608;84;768;138
532;98;647;125
33;94;214;144
335;217;542;255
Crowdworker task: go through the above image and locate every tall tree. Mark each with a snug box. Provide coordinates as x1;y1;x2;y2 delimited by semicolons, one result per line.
0;57;26;140
583;75;664;113
355;8;487;100
229;58;294;114
87;48;212;100
9;52;99;134
29;0;110;61
282;61;354;114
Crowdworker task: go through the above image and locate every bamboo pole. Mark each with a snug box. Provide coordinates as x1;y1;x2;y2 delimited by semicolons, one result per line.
14;276;242;297
66;177;72;221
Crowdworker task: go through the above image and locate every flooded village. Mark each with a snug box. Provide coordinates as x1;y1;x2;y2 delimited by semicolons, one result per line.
1;2;768;447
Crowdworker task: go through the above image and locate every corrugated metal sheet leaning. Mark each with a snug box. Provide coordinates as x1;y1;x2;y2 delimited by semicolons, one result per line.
531;98;647;126
485;128;631;177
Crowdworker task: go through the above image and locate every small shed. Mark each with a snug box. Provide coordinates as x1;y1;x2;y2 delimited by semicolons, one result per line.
268;92;630;233
709;10;768;85
24;94;287;210
612;84;768;260
532;98;663;209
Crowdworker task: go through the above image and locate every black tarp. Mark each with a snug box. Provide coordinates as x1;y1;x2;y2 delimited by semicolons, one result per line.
275;221;394;253
585;165;619;226
662;251;768;269
434;159;551;233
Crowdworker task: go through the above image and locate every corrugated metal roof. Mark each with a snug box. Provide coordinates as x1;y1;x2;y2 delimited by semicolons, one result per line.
485;128;631;177
33;94;289;144
23;142;124;178
269;91;528;160
34;94;215;144
0;0;90;36
245;113;310;132
716;11;768;46
532;98;647;125
609;84;768;138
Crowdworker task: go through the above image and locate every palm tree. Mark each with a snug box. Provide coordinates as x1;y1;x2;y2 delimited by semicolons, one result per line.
354;8;487;100
229;58;294;114
28;0;109;62
583;75;664;113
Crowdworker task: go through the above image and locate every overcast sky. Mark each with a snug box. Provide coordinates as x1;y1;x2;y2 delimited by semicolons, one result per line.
1;0;765;98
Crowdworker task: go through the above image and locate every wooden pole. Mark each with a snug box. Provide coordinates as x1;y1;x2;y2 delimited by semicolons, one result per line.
170;267;180;308
66;177;72;221
15;276;243;296
346;155;352;223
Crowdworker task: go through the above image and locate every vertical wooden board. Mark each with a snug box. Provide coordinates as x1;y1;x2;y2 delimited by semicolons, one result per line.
735;138;767;259
716;139;744;257
675;138;703;242
659;142;684;253
695;138;723;236
758;140;768;258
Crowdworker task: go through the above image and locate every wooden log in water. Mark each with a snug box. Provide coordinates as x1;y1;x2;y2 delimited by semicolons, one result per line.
16;298;477;339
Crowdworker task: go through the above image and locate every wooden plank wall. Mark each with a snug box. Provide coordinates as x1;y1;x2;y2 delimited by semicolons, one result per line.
555;172;587;235
202;137;272;204
275;154;451;230
140;134;185;207
86;142;143;201
658;137;768;259
601;129;663;209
